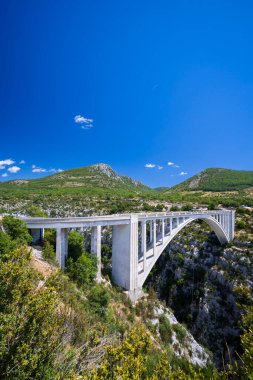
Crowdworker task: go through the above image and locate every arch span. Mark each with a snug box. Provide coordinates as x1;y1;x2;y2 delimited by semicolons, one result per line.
138;215;229;288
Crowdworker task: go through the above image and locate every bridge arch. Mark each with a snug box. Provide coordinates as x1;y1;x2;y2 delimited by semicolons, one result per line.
138;215;229;288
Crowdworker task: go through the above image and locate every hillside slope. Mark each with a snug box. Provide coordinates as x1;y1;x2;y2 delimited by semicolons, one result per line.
170;168;253;192
0;163;152;196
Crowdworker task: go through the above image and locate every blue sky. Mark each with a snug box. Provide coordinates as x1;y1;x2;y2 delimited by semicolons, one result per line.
0;0;253;187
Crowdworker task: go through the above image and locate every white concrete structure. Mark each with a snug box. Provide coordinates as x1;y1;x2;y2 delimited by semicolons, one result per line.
23;210;235;301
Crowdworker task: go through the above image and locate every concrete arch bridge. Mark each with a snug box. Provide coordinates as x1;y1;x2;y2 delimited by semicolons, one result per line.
23;210;235;301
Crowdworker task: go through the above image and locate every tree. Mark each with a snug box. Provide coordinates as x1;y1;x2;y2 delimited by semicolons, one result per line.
170;206;180;211
68;230;85;261
87;284;110;317
25;205;47;217
66;253;97;288
0;246;67;379
0;231;17;255
226;305;253;379
2;215;32;244
42;241;55;262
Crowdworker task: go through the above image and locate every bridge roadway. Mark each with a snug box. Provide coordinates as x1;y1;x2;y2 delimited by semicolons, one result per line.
22;209;235;301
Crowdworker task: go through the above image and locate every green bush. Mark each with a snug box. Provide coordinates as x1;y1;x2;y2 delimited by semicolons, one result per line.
0;231;17;255
2;215;32;244
66;253;97;288
25;205;47;217
181;204;193;211
173;323;187;343
43;228;56;249
42;241;55;262
170;206;180;211
159;315;173;344
68;230;85;261
236;220;246;230
101;243;112;277
87;284;110;317
0;246;67;379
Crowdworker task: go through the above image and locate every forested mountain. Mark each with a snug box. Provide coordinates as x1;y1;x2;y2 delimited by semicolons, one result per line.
170;168;253;192
0;163;151;195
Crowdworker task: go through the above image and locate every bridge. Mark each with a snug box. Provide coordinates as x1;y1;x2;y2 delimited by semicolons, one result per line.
23;209;235;301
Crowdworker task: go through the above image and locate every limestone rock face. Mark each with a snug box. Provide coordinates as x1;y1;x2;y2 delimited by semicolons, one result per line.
145;223;253;368
148;305;211;367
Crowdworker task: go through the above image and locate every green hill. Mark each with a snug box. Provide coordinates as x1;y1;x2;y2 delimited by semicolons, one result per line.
171;168;253;192
0;163;152;197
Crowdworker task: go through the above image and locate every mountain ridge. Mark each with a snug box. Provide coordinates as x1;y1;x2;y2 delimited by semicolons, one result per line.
1;164;253;194
170;167;253;192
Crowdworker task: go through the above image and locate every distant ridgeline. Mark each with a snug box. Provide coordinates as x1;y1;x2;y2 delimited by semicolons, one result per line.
0;165;252;198
0;163;154;198
170;168;253;192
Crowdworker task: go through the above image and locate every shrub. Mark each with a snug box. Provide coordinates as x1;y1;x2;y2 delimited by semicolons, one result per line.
44;228;56;249
87;284;110;317
68;230;85;261
42;241;55;262
0;246;67;379
170;206;180;211
25;205;47;217
173;323;187;343
0;231;17;255
159;315;173;344
66;253;97;287
181;204;193;211
236;220;246;230
2;215;32;244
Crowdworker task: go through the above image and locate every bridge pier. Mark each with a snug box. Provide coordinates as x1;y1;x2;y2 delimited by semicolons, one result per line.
91;226;102;282
56;228;69;268
149;221;153;243
162;219;165;244
153;220;156;255
141;221;147;270
112;215;142;301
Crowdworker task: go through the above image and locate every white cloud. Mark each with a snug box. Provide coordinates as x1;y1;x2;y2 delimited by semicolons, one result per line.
74;114;93;129
0;165;5;170
158;166;163;170
31;165;63;174
168;161;180;168
179;171;188;176
32;167;47;173
0;159;15;166
145;163;156;168
49;168;63;173
19;160;26;164
1;173;8;177
8;166;21;173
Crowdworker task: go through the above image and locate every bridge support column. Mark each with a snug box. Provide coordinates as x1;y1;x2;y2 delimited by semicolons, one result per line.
112;216;141;301
56;228;69;268
170;218;172;234
141;221;147;270
91;226;102;282
162;219;165;243
149;221;153;243
153;220;156;255
230;211;235;240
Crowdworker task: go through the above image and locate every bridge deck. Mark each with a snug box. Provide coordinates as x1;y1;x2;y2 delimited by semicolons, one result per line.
22;209;231;228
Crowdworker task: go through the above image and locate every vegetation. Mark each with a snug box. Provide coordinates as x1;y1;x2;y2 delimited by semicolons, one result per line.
66;253;97;288
0;165;253;378
2;215;32;244
171;168;253;192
